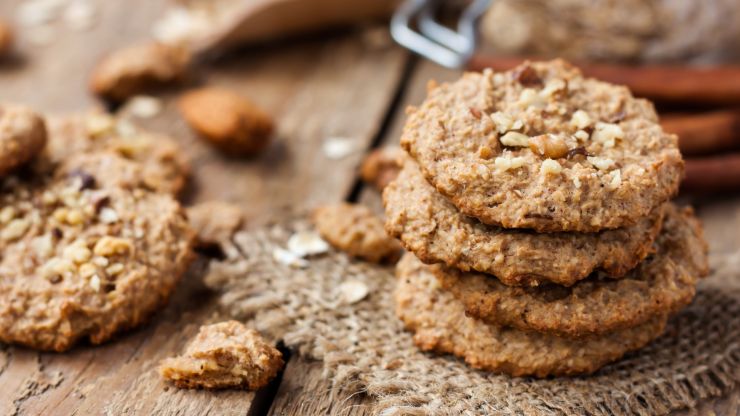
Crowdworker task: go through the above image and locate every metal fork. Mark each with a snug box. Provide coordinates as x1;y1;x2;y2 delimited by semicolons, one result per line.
391;0;491;68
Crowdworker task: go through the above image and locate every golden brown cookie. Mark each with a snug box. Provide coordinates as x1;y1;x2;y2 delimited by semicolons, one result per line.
46;112;189;195
395;253;668;377
435;204;708;338
313;203;401;263
384;158;664;286
178;87;274;156
0;152;194;351
159;321;283;390
0;104;47;176
90;42;191;102
401;60;683;232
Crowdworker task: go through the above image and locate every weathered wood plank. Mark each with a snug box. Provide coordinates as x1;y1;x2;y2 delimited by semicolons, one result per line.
0;1;409;412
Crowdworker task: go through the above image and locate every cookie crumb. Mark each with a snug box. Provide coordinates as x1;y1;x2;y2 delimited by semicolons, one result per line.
313;203;401;263
178;87;274;156
360;147;403;191
187;201;243;247
323;137;356;160
90;42;191;102
159;321;283;390
0;104;48;176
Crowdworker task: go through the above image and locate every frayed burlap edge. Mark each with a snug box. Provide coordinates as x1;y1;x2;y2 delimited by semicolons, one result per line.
204;220;740;416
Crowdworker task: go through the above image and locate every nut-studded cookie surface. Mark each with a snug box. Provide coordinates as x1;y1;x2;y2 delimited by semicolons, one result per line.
401;60;683;232
434;204;708;338
395;253;668;377
0;152;193;351
384;159;664;286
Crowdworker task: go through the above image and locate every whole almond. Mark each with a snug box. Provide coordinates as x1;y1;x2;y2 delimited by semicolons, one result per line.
178;87;274;156
0;20;13;56
0;104;47;175
90;42;191;102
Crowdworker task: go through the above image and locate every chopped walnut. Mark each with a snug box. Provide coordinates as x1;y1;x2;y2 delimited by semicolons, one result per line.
587;156;615;171
528;134;569;159
571;110;592;130
540;159;562;176
592;122;623;148
499;131;529;147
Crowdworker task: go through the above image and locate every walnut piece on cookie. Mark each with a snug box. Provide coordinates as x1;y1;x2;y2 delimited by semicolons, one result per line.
0;20;13;56
178;87;274;156
0;104;47;176
313;203;402;263
90;42;191;102
401;59;683;232
360;147;403;191
187;201;243;247
159;321;284;390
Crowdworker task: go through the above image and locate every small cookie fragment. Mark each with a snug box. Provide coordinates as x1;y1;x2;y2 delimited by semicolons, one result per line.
360;147;403;191
313;203;401;263
90;42;191;102
395;253;668;378
159;321;283;390
0;20;13;56
187;201;243;247
0;104;47;175
178;87;274;156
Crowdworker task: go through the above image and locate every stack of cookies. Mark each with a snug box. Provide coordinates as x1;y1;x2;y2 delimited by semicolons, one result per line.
383;60;709;377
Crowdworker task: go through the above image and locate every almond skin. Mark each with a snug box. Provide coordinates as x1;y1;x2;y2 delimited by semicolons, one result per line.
178;87;274;156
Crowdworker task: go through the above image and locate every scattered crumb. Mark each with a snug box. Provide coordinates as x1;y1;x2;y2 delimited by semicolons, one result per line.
273;247;309;269
338;280;369;304
187;201;243;247
312;203;401;263
323;137;356;160
286;231;329;257
159;321;284;390
125;95;163;119
90;42;191;102
178;87;274;156
360;147;403;191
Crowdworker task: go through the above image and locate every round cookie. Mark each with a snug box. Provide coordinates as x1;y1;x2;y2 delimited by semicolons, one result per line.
401;59;683;232
0;104;47;176
434;204;709;338
384;159;664;287
0;153;194;351
395;253;668;377
46;112;189;196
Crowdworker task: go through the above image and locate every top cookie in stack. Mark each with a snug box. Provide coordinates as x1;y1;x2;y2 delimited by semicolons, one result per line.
383;60;708;377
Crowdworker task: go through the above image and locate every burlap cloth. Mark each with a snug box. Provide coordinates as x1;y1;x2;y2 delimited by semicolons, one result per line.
204;220;740;415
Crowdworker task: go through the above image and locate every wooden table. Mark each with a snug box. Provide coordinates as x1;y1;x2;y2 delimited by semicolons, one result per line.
0;1;738;414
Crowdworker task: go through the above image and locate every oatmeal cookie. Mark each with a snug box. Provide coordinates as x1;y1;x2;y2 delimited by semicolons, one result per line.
0;153;193;351
0;104;47;176
384;159;664;286
435;204;708;338
396;253;668;377
46;112;189;195
313;203;401;263
159;321;283;390
401;60;683;232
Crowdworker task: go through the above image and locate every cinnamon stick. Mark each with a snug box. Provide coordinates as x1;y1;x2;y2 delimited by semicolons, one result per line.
468;55;740;106
683;154;740;193
661;109;740;156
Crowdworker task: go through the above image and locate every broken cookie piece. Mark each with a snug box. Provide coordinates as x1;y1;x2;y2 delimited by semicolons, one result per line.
0;103;47;176
360;146;403;191
313;203;402;263
90;42;191;102
159;321;283;390
187;201;243;247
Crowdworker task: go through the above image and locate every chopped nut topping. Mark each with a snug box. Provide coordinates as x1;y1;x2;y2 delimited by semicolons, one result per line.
512;65;542;87
592;122;623;148
93;236;132;257
478;145;493;159
606;169;622;190
2;218;29;241
90;274;101;292
571;110;592;130
540;159;562;176
573;130;590;141
587;156;615;171
494;156;526;173
99;207;119;224
540;79;566;97
573;177;582;189
490;111;514;133
517;88;546;108
499;131;529;147
528;134;569;159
